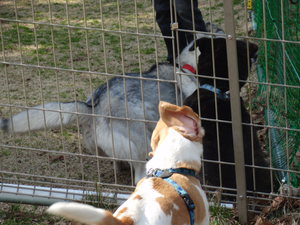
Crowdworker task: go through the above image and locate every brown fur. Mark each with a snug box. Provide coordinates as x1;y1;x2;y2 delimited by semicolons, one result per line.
150;119;170;154
115;207;128;217
152;174;207;225
159;102;204;142
133;195;143;200
171;174;207;224
175;161;201;173
152;178;190;225
96;211;125;225
150;102;204;157
119;216;134;225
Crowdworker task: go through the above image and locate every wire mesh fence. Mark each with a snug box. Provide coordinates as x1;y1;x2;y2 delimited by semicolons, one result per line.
254;0;300;189
0;0;299;223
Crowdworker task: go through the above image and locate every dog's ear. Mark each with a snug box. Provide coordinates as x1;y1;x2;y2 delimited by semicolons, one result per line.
159;101;204;141
189;37;211;52
191;37;226;54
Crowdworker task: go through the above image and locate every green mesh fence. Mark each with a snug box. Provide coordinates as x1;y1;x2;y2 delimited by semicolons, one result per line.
254;0;300;188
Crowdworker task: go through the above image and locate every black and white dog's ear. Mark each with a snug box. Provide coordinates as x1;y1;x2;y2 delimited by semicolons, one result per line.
190;37;226;53
195;37;258;62
189;37;211;52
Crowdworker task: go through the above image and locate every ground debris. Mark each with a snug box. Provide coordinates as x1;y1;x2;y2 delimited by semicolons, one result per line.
251;197;300;225
253;216;273;225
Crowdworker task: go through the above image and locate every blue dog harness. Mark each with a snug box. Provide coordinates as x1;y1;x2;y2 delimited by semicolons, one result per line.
147;168;198;225
200;84;229;100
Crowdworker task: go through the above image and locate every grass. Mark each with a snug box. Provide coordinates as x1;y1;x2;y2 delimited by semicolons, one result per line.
0;203;66;225
0;0;264;224
210;204;241;225
0;0;162;70
0;202;242;225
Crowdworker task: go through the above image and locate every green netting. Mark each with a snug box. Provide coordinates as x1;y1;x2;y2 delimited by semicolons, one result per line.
254;0;300;188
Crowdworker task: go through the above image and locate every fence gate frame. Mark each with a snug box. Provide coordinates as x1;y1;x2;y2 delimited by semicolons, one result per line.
223;0;248;224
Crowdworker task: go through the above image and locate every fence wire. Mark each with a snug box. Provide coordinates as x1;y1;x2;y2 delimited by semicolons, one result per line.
0;0;299;223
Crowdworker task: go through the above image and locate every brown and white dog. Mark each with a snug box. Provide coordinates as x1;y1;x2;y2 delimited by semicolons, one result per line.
47;101;209;225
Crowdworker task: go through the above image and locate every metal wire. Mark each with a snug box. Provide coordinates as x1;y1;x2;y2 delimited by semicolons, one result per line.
0;0;299;224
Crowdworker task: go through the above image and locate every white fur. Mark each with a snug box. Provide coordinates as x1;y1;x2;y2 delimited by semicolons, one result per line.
146;129;203;171
4;102;88;133
176;41;200;70
175;69;198;97
114;179;173;225
175;41;200;97
47;202;106;224
194;184;210;225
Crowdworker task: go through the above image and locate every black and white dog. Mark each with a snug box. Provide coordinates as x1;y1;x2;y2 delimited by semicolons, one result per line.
0;40;200;184
183;37;273;196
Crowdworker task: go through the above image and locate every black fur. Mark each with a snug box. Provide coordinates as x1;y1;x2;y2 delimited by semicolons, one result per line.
190;37;258;91
184;38;273;196
0;118;8;132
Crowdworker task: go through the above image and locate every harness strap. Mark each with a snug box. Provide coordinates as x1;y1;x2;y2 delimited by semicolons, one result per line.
146;168;197;225
147;168;200;179
200;84;229;100
165;177;196;225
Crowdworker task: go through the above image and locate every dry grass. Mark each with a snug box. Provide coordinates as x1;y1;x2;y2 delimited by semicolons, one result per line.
251;197;300;225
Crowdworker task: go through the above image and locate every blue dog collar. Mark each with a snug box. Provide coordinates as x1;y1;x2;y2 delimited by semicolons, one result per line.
147;168;197;225
200;84;229;100
147;168;200;179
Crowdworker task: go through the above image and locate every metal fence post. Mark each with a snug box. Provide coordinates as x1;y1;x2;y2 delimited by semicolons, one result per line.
223;0;248;224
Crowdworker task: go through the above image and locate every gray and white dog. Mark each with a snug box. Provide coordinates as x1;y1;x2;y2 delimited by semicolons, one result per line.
0;40;200;183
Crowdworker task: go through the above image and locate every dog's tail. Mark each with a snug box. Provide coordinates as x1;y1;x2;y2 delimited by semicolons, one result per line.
47;202;124;225
0;102;90;133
